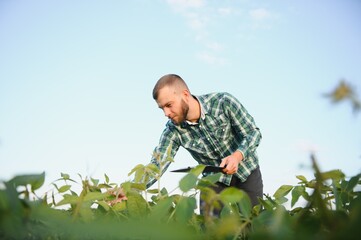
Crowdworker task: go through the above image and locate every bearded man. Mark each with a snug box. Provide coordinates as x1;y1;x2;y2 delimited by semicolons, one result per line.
146;74;263;214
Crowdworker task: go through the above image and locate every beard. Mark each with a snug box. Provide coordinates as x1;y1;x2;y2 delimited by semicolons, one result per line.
172;99;189;125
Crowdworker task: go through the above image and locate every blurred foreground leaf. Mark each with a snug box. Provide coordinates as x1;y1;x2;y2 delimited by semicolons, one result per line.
8;172;45;192
324;80;361;114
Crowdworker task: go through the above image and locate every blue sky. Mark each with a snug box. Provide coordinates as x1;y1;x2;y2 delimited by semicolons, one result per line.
1;0;360;199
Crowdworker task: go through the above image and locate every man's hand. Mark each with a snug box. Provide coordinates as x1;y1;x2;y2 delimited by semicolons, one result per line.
220;151;244;175
107;187;127;206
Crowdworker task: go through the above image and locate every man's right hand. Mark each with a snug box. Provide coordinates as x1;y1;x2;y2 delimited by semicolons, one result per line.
220;150;243;175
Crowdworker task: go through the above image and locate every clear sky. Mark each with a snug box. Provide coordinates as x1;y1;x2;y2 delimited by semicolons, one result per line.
1;0;360;199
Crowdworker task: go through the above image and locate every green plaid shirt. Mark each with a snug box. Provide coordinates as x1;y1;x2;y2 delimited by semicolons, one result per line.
147;92;262;188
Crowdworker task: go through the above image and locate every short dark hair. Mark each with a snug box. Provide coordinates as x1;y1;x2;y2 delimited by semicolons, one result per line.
152;74;189;100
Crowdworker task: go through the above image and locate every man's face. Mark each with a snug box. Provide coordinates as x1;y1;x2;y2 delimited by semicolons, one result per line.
156;86;189;125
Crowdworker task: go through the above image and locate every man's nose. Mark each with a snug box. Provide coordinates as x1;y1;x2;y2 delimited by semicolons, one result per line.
163;108;171;117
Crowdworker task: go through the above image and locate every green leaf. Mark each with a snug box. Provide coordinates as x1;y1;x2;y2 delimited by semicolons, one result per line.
219;187;252;219
51;190;56;205
52;183;59;191
97;200;110;211
57;191;106;206
58;185;71;193
332;181;343;211
190;165;206;176
9;172;45;191
199;187;217;205
238;200;252;219
128;164;145;177
160;187;168;197
258;198;274;211
112;200;127;211
175;196;196;224
147;189;159;194
83;192;106;202
346;174;361;192
301;189;311;201
135;171;145;183
237;193;252;219
219;187;245;203
56;194;79;206
211;215;243;239
150;197;174;220
296;175;308;183
203;172;222;183
126;193;148;218
291;186;305;207
77;173;83;180
98;183;112;189
130;183;146;191
197;173;221;188
91;178;99;186
275;196;288;204
61;172;70;180
273;185;293;199
56;173;76;183
179;173;198;192
320;169;345;181
251;209;274;230
121;182;132;192
70;190;78;196
78;202;93;221
104;173;109;184
146;163;160;174
305;179;317;189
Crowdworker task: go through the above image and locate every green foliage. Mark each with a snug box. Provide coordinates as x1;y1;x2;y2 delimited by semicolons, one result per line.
324;79;361;114
1;156;361;240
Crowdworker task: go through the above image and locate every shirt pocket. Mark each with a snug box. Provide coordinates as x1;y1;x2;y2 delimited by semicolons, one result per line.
208;114;233;142
213;122;232;143
180;134;206;154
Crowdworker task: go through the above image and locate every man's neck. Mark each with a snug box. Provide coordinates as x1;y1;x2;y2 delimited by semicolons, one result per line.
186;96;201;123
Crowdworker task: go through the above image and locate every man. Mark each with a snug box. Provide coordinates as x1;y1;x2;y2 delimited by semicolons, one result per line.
147;74;263;212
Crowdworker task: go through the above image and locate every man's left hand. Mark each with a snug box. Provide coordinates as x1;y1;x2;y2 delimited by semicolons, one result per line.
107;187;127;206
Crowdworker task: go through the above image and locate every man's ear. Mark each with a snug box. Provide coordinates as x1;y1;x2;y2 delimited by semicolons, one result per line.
182;89;191;97
182;89;191;101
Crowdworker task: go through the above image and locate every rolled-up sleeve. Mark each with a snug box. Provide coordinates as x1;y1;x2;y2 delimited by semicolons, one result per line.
222;93;262;159
146;124;180;188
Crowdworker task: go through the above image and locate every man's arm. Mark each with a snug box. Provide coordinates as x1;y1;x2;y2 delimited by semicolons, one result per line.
144;125;180;189
219;93;262;174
